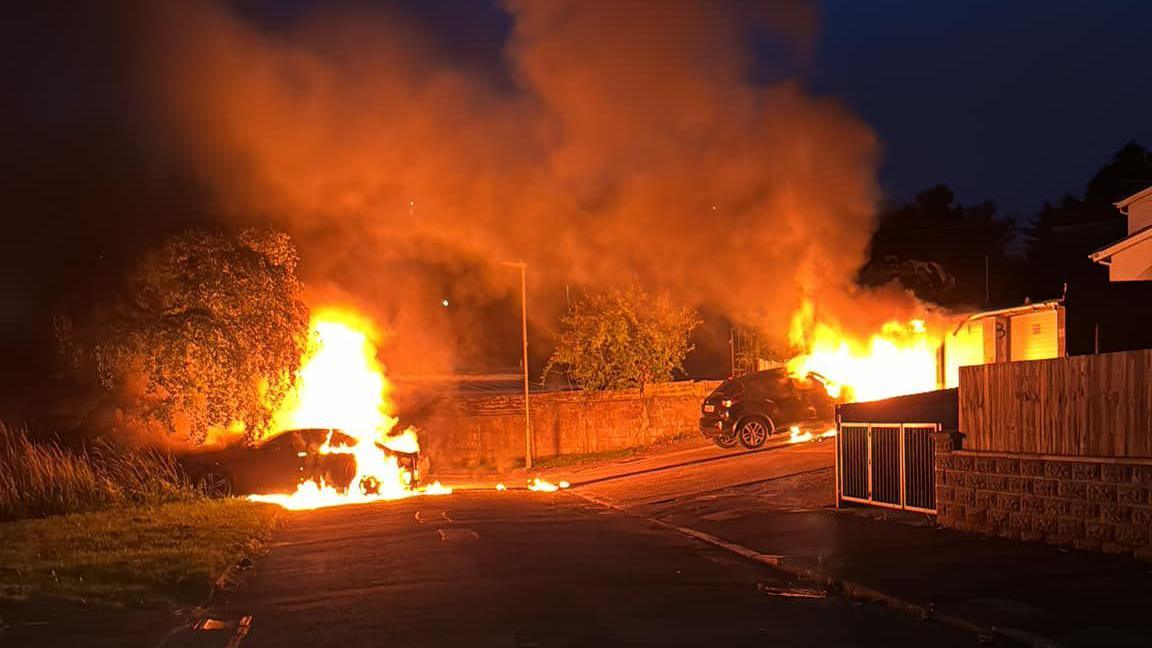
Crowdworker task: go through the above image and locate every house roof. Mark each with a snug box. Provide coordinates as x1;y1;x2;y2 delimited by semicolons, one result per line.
1088;224;1152;262
1114;184;1152;210
951;299;1063;336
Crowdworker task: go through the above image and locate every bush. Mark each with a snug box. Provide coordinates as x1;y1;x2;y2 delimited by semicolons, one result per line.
0;422;199;521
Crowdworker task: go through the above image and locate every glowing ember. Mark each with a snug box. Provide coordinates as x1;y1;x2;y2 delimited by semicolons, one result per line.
558;480;571;489
495;483;507;491
248;308;450;510
788;426;814;444
787;426;838;444
423;481;453;495
787;302;942;403
527;478;560;492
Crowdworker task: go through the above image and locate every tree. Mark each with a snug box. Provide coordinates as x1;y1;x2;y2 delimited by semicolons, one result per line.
732;326;786;376
859;184;1014;308
543;287;700;392
58;228;310;445
1024;142;1152;299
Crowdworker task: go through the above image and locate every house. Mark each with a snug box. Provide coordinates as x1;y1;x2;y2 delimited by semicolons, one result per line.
1088;184;1152;281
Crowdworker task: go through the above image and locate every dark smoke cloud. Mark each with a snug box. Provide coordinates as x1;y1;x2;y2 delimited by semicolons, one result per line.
142;0;894;373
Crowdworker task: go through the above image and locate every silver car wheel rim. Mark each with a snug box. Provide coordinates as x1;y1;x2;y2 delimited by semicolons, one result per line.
743;421;767;445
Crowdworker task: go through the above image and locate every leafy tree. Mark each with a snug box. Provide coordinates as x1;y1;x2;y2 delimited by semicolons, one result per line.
543;287;700;392
732;326;786;376
1024;142;1152;299
859;184;1013;308
58;228;310;445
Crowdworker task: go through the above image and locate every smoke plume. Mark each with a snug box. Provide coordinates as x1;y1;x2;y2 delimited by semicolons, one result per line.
142;0;897;372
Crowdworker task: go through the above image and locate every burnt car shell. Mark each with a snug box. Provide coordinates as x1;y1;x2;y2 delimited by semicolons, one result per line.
178;428;357;497
699;369;833;448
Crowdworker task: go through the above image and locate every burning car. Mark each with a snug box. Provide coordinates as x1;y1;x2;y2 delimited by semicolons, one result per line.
699;369;835;449
179;428;425;497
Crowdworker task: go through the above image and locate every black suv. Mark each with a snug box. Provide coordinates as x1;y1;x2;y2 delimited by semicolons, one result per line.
699;369;834;449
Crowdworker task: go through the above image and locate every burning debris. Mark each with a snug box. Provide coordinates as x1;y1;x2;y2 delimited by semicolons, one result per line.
527;478;568;492
787;426;837;444
248;309;452;510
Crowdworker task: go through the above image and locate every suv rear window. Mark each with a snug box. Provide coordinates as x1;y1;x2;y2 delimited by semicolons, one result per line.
709;379;746;399
743;371;800;400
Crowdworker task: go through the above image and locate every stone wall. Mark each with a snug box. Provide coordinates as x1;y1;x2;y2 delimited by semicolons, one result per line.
935;440;1152;559
421;380;721;472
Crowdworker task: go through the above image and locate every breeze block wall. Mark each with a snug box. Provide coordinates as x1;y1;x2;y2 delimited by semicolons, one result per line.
935;444;1152;559
421;381;721;472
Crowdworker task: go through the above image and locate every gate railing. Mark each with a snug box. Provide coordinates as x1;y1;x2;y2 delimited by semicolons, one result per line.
836;422;938;513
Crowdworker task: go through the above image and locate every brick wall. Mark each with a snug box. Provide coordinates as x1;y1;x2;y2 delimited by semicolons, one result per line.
420;381;720;472
935;440;1152;559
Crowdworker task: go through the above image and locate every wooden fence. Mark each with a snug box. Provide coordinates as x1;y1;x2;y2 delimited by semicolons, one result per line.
959;350;1152;457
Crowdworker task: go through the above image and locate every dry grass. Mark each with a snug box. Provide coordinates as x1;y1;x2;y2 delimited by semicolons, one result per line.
0;422;199;521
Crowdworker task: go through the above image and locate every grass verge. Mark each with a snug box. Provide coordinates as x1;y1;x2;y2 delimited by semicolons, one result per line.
0;498;278;606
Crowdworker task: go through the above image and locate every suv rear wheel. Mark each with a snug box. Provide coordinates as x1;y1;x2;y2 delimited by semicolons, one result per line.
737;417;774;449
713;427;739;449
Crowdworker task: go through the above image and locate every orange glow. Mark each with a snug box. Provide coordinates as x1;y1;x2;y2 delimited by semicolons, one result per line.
788;426;813;444
787;301;942;403
787;425;838;444
249;308;450;510
527;478;560;492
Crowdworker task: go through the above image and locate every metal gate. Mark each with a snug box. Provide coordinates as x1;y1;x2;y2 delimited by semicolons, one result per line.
837;422;938;513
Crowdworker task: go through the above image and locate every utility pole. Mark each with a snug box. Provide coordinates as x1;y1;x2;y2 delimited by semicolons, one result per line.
501;261;532;469
729;326;736;377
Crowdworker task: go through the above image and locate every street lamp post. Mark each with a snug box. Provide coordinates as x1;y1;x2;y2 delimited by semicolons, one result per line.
500;260;532;469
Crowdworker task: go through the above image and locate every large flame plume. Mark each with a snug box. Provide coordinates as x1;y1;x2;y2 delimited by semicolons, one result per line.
786;300;944;403
249;308;450;510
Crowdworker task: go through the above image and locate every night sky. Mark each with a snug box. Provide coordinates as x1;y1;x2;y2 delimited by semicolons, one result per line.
2;0;1149;408
814;0;1152;214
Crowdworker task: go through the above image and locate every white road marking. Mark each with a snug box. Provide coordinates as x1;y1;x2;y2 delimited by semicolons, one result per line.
437;527;479;541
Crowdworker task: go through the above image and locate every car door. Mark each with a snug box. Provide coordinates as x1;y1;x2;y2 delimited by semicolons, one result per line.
245;433;306;493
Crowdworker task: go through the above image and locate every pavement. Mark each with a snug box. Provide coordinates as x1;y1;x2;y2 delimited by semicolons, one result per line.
571;440;1152;648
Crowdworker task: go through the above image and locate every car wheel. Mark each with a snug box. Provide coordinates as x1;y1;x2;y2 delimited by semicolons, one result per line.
737;417;774;449
713;428;739;449
197;471;233;498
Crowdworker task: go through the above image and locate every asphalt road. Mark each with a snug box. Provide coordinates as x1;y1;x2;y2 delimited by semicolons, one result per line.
573;439;836;508
201;487;975;647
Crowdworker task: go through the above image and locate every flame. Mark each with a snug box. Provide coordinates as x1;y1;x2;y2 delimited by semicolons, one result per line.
787;426;838;444
527;478;560;492
248;308;450;510
423;481;453;495
788;426;814;444
787;302;941;403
